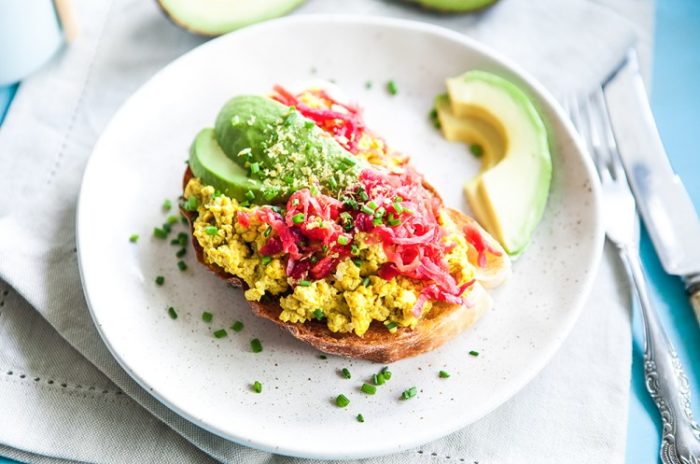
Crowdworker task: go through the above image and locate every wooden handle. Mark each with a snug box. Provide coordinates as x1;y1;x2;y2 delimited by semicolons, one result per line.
54;0;79;42
691;289;700;327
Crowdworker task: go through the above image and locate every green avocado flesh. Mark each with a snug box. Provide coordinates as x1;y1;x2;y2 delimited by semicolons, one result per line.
416;0;498;12
189;95;363;204
157;0;307;36
439;70;552;256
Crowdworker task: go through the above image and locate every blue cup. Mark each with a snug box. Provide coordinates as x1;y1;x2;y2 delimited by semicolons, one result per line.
0;0;65;85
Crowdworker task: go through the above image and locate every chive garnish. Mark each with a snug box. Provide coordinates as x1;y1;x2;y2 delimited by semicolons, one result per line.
319;354;327;359
231;321;244;332
153;227;168;239
381;367;392;380
250;162;260;174
362;277;371;287
386;80;398;95
384;321;398;330
401;386;417;400
372;217;383;226
387;214;401;227
393;202;404;214
212;190;222;198
361;383;376;395
298;280;311;287
311;185;319;196
176;248;186;258
177;232;188;247
470;144;484;158
357;187;369;202
253;381;262;393
341;156;356;168
374;207;385;218
291;198;299;207
166;215;178;225
292;213;305;224
328;176;338;190
469;350;480;357
245;190;255;201
343;196;359;210
342;368;351;379
361;205;375;215
177;260;187;271
201;311;213;323
261;256;272;266
336;394;350;407
356;413;365;423
352;258;363;268
167;307;177;319
205;226;218;235
162;223;172;234
129;234;139;243
155;276;165;286
213;329;227;338
351;244;360;256
373;373;385;386
264;226;272;237
162;199;172;211
183;196;199;211
337;235;350;245
313;308;325;321
439;370;450;378
250;338;263;353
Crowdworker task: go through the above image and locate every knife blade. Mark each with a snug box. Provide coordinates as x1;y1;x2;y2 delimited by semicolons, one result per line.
602;49;700;320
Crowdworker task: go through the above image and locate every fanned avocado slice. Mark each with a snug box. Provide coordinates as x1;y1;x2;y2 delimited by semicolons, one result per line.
157;0;307;36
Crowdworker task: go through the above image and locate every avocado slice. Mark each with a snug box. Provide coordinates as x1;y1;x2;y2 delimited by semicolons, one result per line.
157;0;307;36
442;71;552;256
189;128;265;202
411;0;498;13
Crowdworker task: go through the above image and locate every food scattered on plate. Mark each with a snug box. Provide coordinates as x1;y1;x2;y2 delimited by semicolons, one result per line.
180;82;511;362
435;70;552;256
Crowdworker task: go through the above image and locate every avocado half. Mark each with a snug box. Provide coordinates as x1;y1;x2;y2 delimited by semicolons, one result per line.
157;0;307;36
409;0;498;13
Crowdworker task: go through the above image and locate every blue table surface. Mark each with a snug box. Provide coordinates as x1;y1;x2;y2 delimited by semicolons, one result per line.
1;2;698;463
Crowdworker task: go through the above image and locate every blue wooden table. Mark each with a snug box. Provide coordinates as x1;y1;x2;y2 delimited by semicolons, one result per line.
0;1;698;462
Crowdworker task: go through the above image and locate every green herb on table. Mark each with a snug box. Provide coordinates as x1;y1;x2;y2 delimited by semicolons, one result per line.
360;383;376;395
386;80;398;96
155;276;165;286
439;370;450;379
167;307;177;319
162;199;172;211
381;366;392;381
153;227;168;239
401;386;417;400
250;338;263;353
373;373;385;386
341;368;351;379
166;215;178;225
213;329;227;339
252;381;262;393
469;144;484;158
129;234;139;243
429;107;441;129
469;350;480;357
176;248;186;258
177;260;187;271
231;320;244;332
356;413;365;423
201;311;213;323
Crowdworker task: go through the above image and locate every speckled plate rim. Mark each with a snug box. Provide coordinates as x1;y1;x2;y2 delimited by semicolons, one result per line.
76;15;604;459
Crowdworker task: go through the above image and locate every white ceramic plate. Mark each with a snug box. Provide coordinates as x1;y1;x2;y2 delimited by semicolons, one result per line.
77;16;603;459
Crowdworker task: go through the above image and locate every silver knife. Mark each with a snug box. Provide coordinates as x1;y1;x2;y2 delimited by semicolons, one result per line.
603;49;700;323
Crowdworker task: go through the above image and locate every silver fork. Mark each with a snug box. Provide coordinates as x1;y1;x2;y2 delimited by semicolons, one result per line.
567;87;700;464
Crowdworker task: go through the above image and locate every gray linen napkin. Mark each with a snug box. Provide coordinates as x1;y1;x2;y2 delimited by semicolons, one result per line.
0;0;652;462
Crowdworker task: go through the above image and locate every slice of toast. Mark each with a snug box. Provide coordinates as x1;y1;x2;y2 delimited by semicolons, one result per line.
181;167;510;363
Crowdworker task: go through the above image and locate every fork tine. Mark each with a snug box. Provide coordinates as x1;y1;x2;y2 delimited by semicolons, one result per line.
591;86;626;181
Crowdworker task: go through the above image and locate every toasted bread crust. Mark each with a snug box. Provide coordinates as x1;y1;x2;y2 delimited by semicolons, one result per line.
181;167;506;362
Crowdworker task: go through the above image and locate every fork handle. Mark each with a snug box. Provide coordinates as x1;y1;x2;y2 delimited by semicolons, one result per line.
619;246;700;464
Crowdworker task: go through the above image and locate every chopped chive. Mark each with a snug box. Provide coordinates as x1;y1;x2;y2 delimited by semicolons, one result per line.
201;311;213;323
176;248;186;258
374;207;385;218
328;176;338;190
470;144;484;158
469;350;480;357
170;238;179;245
365;80;373;89
284;175;295;185
177;232;188;246
373;373;385;386
167;215;178;225
387;214;401;227
304;120;315;129
183;196;199;211
336;394;350;408
322;244;329;253
212;190;222;198
351;244;360;256
381;367;392;380
342;196;358;210
180;214;188;225
250;162;260;174
362;277;371;287
313;308;325;321
252;381;262;393
357;413;365;422
361;205;375;215
155;276;165;286
162;223;172;234
263;188;278;201
361;383;376;395
367;200;378;210
245;190;255;201
439;370;450;378
250;338;263;353
342;368;351;379
231;320;244;332
352;258;363;268
357;187;369;202
393;201;404;214
129;234;139;243
401;386;417;400
264;226;272;237
298;280;311;287
384;321;398;331
177;260;187;271
205;226;218;235
162;199;172;211
372;217;383;226
292;213;305;224
213;329;227;339
261;256;272;266
386;80;398;96
291;198;300;207
153;227;168;239
319;354;327;359
167;307;177;319
310;255;319;263
337;235;350;245
310;185;319;196
340;156;356;168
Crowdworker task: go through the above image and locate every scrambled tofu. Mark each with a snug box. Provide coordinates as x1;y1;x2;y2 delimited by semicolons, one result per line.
185;178;476;337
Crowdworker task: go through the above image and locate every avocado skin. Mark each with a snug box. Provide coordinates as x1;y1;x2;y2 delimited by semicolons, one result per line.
415;0;497;12
189;128;265;202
